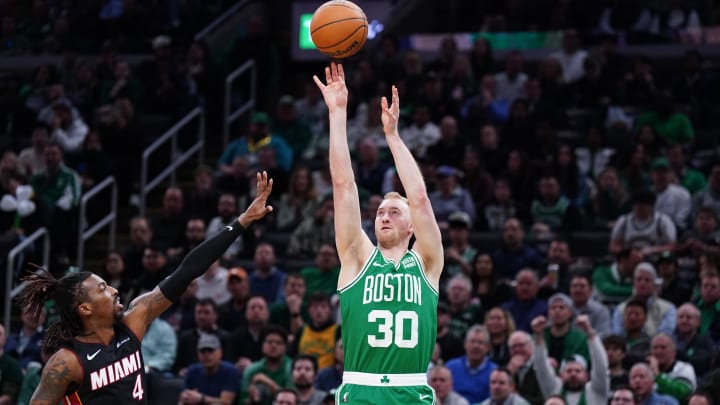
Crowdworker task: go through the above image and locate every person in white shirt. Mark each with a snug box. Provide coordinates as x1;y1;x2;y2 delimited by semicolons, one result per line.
49;100;88;155
399;104;441;158
651;157;691;231
195;260;231;306
494;51;528;103
548;29;588;84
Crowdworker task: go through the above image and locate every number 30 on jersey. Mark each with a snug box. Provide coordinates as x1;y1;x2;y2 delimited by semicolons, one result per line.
367;309;418;348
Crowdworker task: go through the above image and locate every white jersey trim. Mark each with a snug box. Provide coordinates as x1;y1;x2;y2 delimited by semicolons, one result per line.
343;371;428;387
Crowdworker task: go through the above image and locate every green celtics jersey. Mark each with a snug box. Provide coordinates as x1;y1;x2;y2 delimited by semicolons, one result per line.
339;247;438;374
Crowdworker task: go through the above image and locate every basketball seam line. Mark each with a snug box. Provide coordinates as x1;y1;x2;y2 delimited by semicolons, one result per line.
310;17;367;34
317;26;367;50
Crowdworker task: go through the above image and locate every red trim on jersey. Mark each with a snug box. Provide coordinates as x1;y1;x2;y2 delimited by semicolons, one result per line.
64;392;83;405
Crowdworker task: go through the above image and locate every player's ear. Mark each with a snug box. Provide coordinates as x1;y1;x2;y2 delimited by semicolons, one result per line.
78;302;92;316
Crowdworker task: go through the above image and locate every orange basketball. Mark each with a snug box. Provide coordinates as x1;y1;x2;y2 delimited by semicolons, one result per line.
310;0;368;59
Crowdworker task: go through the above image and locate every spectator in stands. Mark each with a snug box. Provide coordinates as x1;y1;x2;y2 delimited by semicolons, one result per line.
300;243;339;297
617;143;653;192
537;239;573;298
666;144;706;195
622;56;660;108
250;243;286;303
444;211;478;277
295;81;327;136
428;364;470;405
446;54;477;106
229;295;270;366
4;305;44;370
492;218;543;279
597;0;653;39
571;57;613;109
620;300;653;366
400;104;441;159
672;303;714;379
18;123;49;176
122;216;152;278
656;251;694;306
629;363;679;405
347;97;385;154
219;112;293;174
436;301;465;362
195;260;231;306
469;38;494;80
73;130;111;192
671;50;712;106
552;143;591;208
206;193;247;262
130;243;170;297
162;279;198;332
355;136;391;196
501;149;536;203
168;217;207;265
475;125;505;178
635;92;694;147
569;274;611;337
446;274;484;338
218;267;250;332
215;157;251;200
150;186;186;251
141;317;177;375
269;273;307;338
36;83;78;125
696;272;720;342
502;269;549;333
291;292;339;370
482;178;529;232
459;147;495;209
183;165;219;223
506;331;543;405
542;294;591;366
612;262;677;336
478;368;529;405
651;157;692;230
530;174;583;232
179;333;239;405
66;61;99;121
651;0;703;41
575;126;615;181
98;59;143;108
688;393;712;405
272;95;314;157
548;29;588;84
587;167;630;230
692;161;720;216
291;355;326;405
446;325;498;404
315;338;343;393
0;322;23;404
48;99;88;156
485;307;515;366
471;253;512;309
273;389;299;405
98;251;132;304
30;142;80;268
174;298;231;375
609;189;676;256
426;116;467;169
602;335;629;390
241;326;293;405
274;165;318;232
592;247;640;303
648;333;697;401
287;194;335;259
494;51;528;104
531;315;609;405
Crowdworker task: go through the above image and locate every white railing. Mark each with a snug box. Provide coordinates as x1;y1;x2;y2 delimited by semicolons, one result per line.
3;227;50;328
76;176;118;270
223;60;256;147
140;107;205;217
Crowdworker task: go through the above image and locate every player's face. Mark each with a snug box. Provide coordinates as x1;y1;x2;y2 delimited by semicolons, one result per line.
375;199;412;247
82;274;123;319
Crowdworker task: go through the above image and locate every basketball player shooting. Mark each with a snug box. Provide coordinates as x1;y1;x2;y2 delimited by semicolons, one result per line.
314;63;443;404
20;172;273;405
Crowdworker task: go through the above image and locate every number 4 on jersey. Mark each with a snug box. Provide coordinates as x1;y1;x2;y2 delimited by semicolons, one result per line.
132;374;144;400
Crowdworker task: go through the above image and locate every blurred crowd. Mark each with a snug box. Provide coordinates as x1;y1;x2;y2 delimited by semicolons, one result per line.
0;1;719;405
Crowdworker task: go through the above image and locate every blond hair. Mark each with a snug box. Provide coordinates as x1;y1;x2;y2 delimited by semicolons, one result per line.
383;191;408;205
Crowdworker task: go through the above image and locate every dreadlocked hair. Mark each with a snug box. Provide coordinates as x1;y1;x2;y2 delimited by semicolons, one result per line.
17;267;93;354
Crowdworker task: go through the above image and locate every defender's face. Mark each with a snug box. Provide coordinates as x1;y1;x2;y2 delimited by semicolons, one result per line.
375;199;412;246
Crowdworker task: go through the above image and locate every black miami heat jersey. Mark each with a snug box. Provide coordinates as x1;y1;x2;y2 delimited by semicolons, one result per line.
63;321;147;404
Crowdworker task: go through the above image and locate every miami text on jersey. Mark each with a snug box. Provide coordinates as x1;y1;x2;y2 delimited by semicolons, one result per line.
90;350;142;390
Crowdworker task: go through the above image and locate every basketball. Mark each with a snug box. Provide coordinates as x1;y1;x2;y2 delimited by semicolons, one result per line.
310;0;368;59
